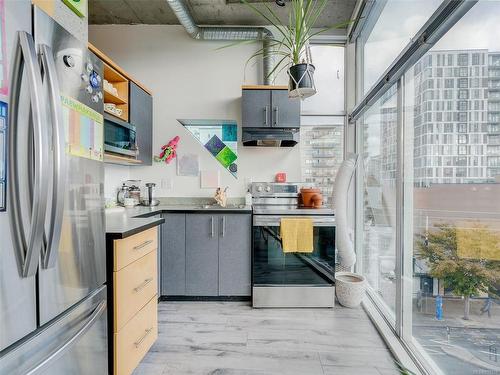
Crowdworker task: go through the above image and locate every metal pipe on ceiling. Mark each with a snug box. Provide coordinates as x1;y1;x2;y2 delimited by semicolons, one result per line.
166;0;274;85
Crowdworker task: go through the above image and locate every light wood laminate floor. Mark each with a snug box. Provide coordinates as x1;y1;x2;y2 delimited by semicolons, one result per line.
133;302;399;375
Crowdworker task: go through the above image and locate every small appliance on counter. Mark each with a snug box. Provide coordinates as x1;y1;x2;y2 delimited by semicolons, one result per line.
141;182;160;206
116;180;142;206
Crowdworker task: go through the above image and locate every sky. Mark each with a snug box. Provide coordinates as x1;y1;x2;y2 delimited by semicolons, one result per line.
362;0;500;94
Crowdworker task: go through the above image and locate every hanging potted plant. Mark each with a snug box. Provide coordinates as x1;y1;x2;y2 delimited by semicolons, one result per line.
241;0;350;99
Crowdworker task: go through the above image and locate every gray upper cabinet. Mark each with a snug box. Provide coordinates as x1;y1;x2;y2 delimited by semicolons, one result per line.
242;88;300;128
161;213;186;296
242;89;271;128
129;82;153;165
218;214;252;296
271;90;301;128
185;214;219;296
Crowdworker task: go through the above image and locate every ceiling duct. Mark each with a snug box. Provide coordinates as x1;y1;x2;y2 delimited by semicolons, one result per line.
166;0;274;84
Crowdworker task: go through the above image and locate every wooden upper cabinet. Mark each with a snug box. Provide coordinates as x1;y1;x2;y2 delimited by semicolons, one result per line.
88;43;154;166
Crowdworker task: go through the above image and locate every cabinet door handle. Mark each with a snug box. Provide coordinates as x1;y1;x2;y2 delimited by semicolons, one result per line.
273;106;279;126
210;216;214;238
134;277;153;292
264;106;269;126
134;327;153;348
221;216;226;237
133;240;153;251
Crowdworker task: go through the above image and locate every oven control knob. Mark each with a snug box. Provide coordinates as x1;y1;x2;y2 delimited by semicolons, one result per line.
97;91;103;99
256;186;263;192
91;95;99;103
86;85;93;94
86;62;93;72
80;74;89;83
265;186;271;192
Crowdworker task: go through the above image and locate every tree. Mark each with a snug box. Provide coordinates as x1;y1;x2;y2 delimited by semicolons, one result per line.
416;223;500;320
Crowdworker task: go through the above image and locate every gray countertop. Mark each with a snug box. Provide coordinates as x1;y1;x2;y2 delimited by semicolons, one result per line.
105;204;252;239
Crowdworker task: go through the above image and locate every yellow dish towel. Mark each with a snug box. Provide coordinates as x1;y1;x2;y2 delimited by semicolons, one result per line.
280;218;314;253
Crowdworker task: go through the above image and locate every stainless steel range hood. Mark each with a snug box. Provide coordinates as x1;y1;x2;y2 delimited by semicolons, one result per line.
242;128;300;147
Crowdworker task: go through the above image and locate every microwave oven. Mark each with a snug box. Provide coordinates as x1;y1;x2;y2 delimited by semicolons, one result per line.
104;116;138;157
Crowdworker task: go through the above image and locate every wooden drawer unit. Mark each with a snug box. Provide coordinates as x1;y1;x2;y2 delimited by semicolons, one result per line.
114;227;158;271
114;249;157;332
109;224;161;375
114;296;158;375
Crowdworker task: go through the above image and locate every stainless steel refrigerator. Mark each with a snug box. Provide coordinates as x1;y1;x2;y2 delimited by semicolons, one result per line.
0;2;107;374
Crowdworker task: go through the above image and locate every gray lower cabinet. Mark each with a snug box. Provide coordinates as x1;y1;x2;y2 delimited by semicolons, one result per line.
185;214;219;296
160;212;251;297
218;214;252;296
161;213;186;296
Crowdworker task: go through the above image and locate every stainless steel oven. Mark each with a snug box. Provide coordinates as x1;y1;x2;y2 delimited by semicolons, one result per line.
251;182;336;308
104;115;138;157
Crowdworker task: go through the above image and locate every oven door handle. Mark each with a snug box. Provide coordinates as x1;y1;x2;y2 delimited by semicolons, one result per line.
252;216;336;227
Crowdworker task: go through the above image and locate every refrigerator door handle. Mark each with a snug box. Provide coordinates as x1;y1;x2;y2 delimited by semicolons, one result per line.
39;44;66;269
24;300;107;375
8;31;50;278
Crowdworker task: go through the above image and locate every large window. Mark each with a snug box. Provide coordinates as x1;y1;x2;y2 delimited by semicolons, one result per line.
358;0;443;95
360;85;398;315
301;45;345;201
301;117;344;204
404;2;500;373
353;1;500;374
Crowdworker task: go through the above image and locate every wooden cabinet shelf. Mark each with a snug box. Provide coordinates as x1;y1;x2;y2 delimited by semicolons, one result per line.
104;89;127;105
103;62;129;122
104;152;143;165
89;43;153;166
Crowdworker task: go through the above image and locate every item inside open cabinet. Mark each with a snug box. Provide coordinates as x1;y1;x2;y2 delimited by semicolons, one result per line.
103;62;129;122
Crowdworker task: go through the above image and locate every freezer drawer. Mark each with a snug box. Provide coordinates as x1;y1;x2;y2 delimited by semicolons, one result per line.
0;286;108;375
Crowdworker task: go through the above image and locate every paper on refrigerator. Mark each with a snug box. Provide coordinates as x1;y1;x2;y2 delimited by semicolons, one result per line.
61;94;103;161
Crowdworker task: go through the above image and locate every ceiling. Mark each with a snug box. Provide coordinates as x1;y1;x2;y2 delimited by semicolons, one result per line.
89;0;357;28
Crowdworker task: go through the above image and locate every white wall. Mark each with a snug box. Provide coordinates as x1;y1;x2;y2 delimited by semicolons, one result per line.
89;25;301;199
103;164;130;200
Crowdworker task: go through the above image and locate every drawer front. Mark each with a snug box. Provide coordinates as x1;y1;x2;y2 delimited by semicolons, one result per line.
114;250;157;332
114;296;158;375
114;227;158;271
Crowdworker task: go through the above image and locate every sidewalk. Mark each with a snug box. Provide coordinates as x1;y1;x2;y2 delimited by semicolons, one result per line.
413;297;500;330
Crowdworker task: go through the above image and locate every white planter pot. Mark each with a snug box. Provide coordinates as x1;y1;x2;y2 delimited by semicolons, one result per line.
335;272;366;308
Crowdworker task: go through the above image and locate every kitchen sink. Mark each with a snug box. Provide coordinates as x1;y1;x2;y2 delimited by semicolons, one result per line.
198;204;246;209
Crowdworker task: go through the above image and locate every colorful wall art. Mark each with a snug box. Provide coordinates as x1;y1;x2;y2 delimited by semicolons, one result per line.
178;119;238;178
177;153;199;176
